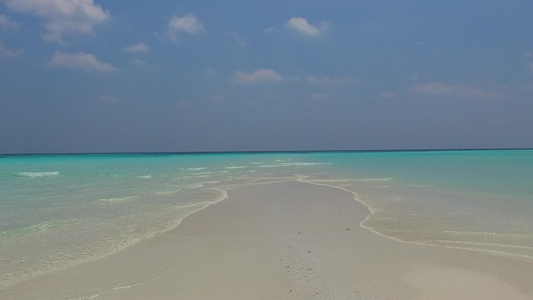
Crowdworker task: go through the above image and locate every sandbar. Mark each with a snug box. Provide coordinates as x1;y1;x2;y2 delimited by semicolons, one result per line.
1;181;532;299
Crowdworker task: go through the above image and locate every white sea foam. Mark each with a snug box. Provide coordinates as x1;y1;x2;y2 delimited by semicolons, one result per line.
259;162;330;168
311;179;351;183
68;294;100;300
69;294;100;300
280;162;331;166
354;177;393;182
155;189;180;196
225;166;248;169
189;171;213;176
183;183;204;189
202;180;220;184
1;219;77;240
258;164;283;168
16;171;59;177
185;167;207;171
430;240;533;250
137;175;152;179
97;196;137;204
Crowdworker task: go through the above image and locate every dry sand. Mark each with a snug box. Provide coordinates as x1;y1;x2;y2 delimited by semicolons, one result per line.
1;181;532;299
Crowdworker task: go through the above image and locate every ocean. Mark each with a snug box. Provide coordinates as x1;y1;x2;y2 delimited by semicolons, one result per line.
1;150;532;289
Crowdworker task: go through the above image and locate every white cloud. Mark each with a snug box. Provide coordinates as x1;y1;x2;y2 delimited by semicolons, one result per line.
0;14;19;29
232;69;283;83
305;75;357;86
131;58;146;66
0;41;22;57
227;32;248;47
124;43;149;53
5;0;110;43
264;26;275;34
98;95;119;103
406;82;500;99
47;52;117;72
311;93;331;102
285;17;329;37
167;14;205;42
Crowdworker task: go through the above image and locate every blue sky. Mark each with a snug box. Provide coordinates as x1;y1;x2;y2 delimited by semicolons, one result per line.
1;0;533;153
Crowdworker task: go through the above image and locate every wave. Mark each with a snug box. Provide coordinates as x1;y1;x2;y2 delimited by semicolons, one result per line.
185;167;207;171
430;240;533;251
202;180;221;184
310;179;351;183
155;189;180;196
97;196;138;204
154;183;205;195
137;175;152;179
281;162;331;166
258;164;283;168
225;166;248;169
354;177;393;182
189;172;213;176
183;183;204;189
1;219;79;241
258;162;331;168
15;171;59;178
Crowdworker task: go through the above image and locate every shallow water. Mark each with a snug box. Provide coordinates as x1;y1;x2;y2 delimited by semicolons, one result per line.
1;150;532;289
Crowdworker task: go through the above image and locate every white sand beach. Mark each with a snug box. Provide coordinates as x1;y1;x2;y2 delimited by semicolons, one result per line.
2;181;532;299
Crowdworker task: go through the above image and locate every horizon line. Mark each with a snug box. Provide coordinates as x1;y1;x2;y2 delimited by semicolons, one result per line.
2;147;532;156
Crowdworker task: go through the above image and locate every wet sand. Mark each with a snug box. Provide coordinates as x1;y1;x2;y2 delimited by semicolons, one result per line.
1;181;532;299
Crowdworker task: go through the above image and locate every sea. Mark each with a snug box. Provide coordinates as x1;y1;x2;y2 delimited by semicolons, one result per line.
1;150;532;289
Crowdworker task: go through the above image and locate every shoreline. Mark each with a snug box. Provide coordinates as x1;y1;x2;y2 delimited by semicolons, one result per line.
1;181;532;299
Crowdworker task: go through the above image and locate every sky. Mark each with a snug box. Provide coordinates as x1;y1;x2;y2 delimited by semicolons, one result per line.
1;0;533;153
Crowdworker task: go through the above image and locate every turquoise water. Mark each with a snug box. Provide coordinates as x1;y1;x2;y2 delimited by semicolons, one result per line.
1;150;532;288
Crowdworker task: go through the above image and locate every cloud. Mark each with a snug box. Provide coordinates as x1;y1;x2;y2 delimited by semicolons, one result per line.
98;95;119;103
311;93;331;102
264;26;275;34
227;32;248;47
232;69;283;83
47;52;117;72
285;17;329;37
124;43;149;53
0;14;18;29
0;41;22;57
305;75;357;86
406;82;500;99
5;0;110;43
167;14;205;42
